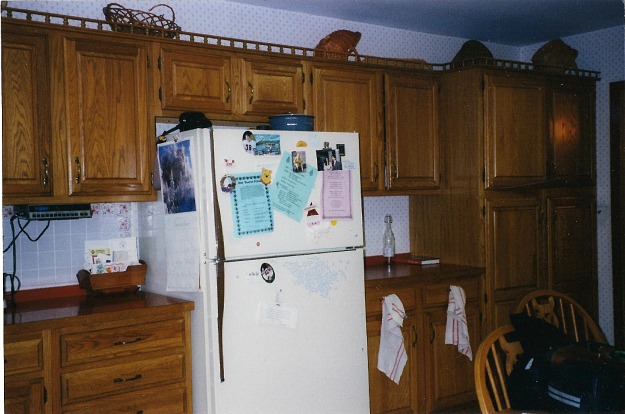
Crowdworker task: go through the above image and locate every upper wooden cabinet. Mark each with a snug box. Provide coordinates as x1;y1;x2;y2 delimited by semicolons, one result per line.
60;34;153;199
2;22;155;205
485;73;548;189
384;72;440;191
548;78;596;184
485;72;596;189
2;25;53;200
157;44;304;119
310;63;384;193
158;45;235;114
240;57;304;116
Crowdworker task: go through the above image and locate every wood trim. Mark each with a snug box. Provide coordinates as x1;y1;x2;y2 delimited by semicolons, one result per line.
610;80;625;348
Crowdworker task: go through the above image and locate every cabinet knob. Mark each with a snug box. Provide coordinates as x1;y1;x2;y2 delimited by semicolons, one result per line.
42;157;49;186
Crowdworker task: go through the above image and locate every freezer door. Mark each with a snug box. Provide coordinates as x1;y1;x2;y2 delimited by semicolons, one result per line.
215;248;370;413
212;129;364;260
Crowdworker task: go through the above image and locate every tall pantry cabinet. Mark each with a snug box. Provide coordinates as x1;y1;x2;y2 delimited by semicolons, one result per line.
410;66;598;332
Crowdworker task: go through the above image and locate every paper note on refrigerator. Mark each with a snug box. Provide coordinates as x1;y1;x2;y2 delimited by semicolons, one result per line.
231;172;274;237
321;170;353;219
271;152;317;222
259;302;298;329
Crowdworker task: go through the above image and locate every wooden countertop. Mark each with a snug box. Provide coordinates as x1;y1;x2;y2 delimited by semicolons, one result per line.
4;291;194;331
365;262;484;287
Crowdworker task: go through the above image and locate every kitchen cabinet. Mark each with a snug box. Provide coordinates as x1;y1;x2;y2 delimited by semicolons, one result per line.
310;63;384;193
60;33;153;199
2;24;53;200
549;77;596;184
410;67;598;332
157;43;304;120
384;72;440;191
484;73;548;189
4;330;48;414
3;292;194;414
2;22;155;205
485;193;545;328
546;190;597;316
365;263;483;413
366;287;418;413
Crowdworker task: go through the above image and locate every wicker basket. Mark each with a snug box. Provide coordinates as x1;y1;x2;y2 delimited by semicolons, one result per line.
103;3;180;38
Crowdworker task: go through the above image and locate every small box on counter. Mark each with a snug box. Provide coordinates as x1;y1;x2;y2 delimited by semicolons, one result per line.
76;260;146;295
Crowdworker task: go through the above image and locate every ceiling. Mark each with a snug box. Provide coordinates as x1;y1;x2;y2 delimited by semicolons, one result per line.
227;0;624;46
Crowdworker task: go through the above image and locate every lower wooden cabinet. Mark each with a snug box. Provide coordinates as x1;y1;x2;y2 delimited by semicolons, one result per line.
4;292;194;414
365;264;483;413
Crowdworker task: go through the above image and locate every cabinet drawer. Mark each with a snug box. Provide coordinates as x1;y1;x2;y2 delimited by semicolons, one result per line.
62;353;185;404
61;319;185;366
4;336;43;375
422;279;480;307
62;384;187;414
365;286;415;315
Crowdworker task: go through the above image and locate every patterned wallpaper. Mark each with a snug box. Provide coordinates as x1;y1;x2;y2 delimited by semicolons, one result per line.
3;0;623;342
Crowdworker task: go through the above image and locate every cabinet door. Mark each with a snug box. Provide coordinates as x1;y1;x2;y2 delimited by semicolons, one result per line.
549;79;595;183
241;58;303;115
367;316;418;414
547;193;597;317
312;66;383;192
485;74;548;188
1;27;53;199
159;46;234;113
385;73;440;191
486;196;544;330
62;36;152;197
4;376;45;414
421;301;481;412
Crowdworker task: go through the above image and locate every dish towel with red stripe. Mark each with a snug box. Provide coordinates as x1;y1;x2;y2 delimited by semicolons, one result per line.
377;294;408;384
445;285;473;360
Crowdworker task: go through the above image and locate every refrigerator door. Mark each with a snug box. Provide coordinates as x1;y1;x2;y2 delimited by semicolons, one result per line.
212;129;364;261
215;248;369;414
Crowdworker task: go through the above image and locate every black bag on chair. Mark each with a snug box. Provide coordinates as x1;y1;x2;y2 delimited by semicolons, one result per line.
547;357;625;412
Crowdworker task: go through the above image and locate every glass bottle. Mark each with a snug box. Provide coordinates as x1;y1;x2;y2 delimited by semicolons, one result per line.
382;214;395;265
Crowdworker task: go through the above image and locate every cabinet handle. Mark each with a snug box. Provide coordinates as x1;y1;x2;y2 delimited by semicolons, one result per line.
74;157;81;184
412;325;417;348
114;337;142;346
113;373;142;383
225;80;231;103
42;157;49;186
248;81;254;104
392;162;398;179
373;162;379;183
430;321;436;344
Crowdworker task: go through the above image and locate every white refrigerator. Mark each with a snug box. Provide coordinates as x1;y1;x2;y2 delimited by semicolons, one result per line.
138;128;370;414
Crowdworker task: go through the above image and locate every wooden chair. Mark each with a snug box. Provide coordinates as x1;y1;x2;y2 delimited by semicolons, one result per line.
515;290;607;344
474;324;524;413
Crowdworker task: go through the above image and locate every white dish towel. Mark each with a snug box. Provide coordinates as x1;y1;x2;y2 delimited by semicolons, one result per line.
377;294;408;384
445;285;473;360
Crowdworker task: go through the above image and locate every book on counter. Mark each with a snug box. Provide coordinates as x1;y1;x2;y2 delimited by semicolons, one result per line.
393;255;440;265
